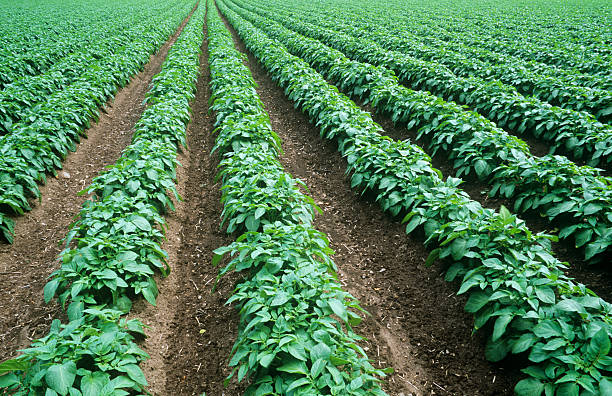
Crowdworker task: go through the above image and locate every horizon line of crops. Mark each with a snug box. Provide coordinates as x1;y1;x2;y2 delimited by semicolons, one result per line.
234;0;612;170
0;0;188;136
223;0;612;264
0;0;118;89
319;0;609;73
261;0;612;123
399;13;609;75
218;1;612;394
0;0;195;245
369;0;611;76
207;2;389;393
0;4;205;394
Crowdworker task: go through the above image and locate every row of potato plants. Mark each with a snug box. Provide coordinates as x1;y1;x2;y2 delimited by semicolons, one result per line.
259;0;612;123
218;2;612;394
234;0;612;170
0;0;185;135
0;0;112;89
206;2;388;394
383;0;610;75
223;0;612;264
0;5;205;395
0;0;194;245
383;21;610;92
338;0;609;73
364;20;612;122
398;8;609;76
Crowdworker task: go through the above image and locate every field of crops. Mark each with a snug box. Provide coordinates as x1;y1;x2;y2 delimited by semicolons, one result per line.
0;0;610;395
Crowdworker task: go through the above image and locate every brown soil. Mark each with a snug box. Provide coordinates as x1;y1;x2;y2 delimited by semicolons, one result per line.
134;8;247;395
220;8;522;396
0;8;195;362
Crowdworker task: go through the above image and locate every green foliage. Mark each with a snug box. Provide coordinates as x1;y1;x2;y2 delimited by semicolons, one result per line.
225;0;612;264
0;0;195;244
217;1;612;394
0;3;205;393
207;2;387;393
238;0;612;169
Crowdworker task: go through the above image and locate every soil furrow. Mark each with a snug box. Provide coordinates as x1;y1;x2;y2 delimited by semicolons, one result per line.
0;7;195;362
133;12;246;395
220;10;521;396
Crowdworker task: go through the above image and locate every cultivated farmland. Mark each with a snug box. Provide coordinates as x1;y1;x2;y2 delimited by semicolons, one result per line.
0;0;610;395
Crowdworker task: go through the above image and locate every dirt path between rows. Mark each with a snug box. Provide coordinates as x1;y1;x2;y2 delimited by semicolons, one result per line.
133;9;247;395
220;9;522;396
0;7;196;362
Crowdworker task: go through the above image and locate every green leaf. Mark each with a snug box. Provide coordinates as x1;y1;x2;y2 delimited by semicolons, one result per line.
245;215;260;231
425;248;440;267
349;375;364;391
514;378;544;396
270;291;290;306
46;361;77;395
328;299;348;322
556;299;585;314
485;337;508;362
499;205;512;222
44;279;60;303
311;358;326;378
0;358;29;374
123;364;146;386
546;201;575;218
600;379;612;396
67;301;84;321
492;315;512;342
588;328;611;359
277;360;308;375
81;372;107;396
465;291;489;313
535;287;555;305
254;207;266;219
287;343;307;361
310;343;331;362
131;216;151;232
474;159;489;177
404;215;421;234
0;372;18;387
556;382;579;396
450;238;467;260
512;333;537;354
287;377;310;392
259;353;275;368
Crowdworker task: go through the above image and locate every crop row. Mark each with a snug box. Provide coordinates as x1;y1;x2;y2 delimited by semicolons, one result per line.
224;0;612;264
0;1;110;88
244;0;612;170
382;21;610;91
259;0;612;123
0;0;188;135
0;1;194;245
376;0;610;75
410;18;609;76
218;1;612;393
235;0;612;170
0;4;205;394
298;0;610;76
206;2;388;394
